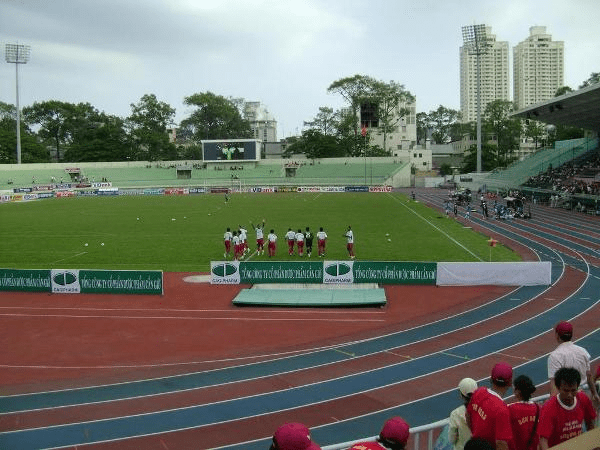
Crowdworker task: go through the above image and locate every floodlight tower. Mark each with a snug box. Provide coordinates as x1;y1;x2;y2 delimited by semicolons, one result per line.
5;43;31;165
462;25;489;173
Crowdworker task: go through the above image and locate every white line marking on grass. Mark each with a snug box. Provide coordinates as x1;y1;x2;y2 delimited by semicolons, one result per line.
52;251;88;264
387;193;484;261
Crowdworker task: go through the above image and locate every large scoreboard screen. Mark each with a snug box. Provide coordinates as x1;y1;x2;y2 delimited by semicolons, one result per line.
201;139;261;161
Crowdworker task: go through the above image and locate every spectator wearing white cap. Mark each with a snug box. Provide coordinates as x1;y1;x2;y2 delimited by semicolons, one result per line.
466;363;513;450
349;416;410;450
547;320;599;406
449;378;478;450
270;422;321;450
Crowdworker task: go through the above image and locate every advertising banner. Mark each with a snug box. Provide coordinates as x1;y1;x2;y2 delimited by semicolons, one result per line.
369;186;393;193
0;269;51;292
239;261;323;283
51;269;81;293
352;261;437;284
345;186;369;192
323;260;354;284
78;270;164;294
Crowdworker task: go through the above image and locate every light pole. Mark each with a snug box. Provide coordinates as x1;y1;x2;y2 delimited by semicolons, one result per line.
5;43;31;165
462;25;489;173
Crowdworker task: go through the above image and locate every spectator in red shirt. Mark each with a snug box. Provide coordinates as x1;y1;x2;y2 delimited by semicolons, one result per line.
507;375;539;450
467;363;513;450
538;367;596;449
349;416;410;450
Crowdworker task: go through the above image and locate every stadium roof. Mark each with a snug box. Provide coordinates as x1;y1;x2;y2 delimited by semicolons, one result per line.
511;82;600;132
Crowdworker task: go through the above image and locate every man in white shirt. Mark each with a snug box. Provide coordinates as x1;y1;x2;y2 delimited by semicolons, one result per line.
548;321;600;406
223;227;233;258
295;229;305;257
344;225;355;259
316;227;327;257
251;220;266;255
285;228;296;256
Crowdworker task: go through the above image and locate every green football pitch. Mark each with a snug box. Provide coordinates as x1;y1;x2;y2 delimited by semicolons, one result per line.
0;192;521;272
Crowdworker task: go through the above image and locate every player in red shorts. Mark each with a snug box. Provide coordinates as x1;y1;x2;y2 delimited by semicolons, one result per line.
316;227;327;257
251;219;266;255
232;231;241;260
344;225;355;259
267;229;277;257
285;228;296;255
223;227;232;258
295;229;305;257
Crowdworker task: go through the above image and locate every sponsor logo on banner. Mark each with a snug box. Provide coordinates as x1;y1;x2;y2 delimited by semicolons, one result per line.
323;261;354;284
345;186;369;192
369;186;392;192
51;269;81;293
56;191;76;198
211;261;241;284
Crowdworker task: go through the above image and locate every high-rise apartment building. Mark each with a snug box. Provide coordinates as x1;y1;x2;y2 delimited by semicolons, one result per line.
243;101;278;142
460;26;510;123
513;26;564;109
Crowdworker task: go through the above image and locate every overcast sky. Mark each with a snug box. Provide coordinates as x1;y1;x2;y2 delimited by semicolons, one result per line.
1;0;598;138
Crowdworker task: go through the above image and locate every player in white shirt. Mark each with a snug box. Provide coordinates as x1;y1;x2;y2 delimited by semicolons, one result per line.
238;226;248;254
316;227;327;257
251;220;266;255
223;227;233;258
285;228;296;255
295;229;305;257
232;231;241;260
344;225;355;259
267;229;277;257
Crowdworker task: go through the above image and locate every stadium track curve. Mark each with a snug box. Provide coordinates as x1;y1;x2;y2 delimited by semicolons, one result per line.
0;188;598;449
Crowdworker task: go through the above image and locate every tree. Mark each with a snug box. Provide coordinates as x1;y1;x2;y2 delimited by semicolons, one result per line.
483;100;521;168
368;79;415;154
23;100;77;160
461;143;497;173
327;75;374;138
439;163;453;177
578;72;600;89
303;107;338;136
0;107;48;164
181;92;252;142
64;112;131;162
555;86;574;97
523;119;546;150
416;112;429;144
427;106;461;144
128;94;176;161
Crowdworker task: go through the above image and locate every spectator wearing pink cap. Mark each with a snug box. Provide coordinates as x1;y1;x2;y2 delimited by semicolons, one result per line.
466;363;513;450
547;321;599;406
270;422;321;450
449;378;478;450
349;416;410;450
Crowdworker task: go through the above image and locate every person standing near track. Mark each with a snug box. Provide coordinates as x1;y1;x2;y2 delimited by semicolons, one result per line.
344;225;355;259
304;227;314;257
286;227;296;256
316;227;327;257
267;229;277;257
223;227;233;258
251;219;266;255
467;363;513;450
547;320;600;406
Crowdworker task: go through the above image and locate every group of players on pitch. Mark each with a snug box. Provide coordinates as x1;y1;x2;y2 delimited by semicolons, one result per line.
224;221;355;260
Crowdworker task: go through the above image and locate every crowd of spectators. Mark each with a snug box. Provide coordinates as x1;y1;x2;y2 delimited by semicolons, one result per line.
269;320;599;450
523;151;600;196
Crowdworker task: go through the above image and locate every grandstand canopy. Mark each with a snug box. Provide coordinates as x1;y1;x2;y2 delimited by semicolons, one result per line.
511;82;600;132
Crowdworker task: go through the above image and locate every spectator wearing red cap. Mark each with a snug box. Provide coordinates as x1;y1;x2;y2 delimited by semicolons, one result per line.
466;363;513;450
538;367;596;449
547;321;599;406
270;422;321;450
349;416;410;450
449;378;478;450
